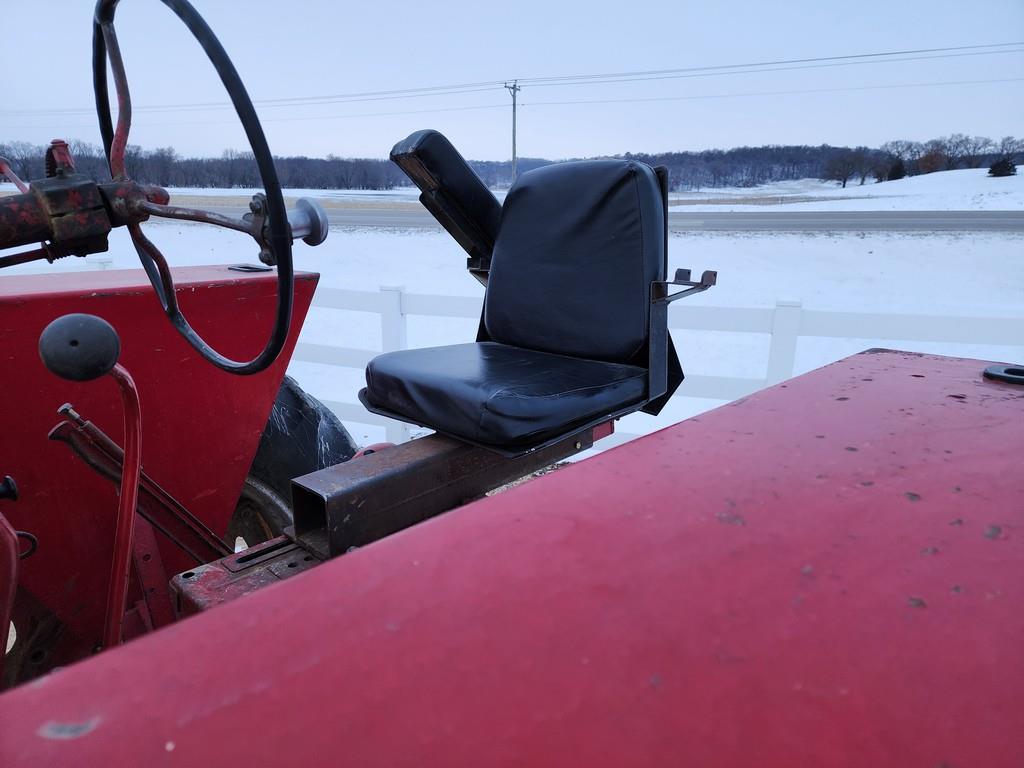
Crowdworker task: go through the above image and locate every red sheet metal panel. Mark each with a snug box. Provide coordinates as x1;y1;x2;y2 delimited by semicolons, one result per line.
0;267;316;648
0;349;1020;766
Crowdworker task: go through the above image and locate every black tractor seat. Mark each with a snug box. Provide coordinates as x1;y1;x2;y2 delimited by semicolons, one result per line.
364;342;647;449
360;130;715;456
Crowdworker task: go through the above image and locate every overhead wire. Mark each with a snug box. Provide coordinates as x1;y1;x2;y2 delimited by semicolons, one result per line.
3;41;1022;118
6;75;1021;130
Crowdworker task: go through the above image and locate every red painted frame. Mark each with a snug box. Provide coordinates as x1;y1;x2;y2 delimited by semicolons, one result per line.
0;266;316;655
0;349;1019;766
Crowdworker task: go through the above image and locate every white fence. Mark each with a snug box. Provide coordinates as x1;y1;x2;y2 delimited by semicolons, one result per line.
293;286;1023;447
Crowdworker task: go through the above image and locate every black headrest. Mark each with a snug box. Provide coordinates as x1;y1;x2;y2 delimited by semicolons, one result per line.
484;160;665;363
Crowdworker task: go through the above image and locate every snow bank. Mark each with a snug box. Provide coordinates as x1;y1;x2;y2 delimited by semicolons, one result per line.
670;168;1024;211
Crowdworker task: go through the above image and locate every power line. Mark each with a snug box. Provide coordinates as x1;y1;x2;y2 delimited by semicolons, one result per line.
16;76;1017;129
512;41;1024;84
3;41;1021;117
6;102;510;130
521;77;1024;108
523;49;1024;89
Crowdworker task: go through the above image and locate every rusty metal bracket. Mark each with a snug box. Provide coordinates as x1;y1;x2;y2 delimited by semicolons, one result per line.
30;173;112;258
0;154;169;268
169;536;320;616
292;424;611;559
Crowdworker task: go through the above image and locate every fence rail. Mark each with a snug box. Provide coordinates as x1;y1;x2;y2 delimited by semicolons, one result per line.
292;286;1023;446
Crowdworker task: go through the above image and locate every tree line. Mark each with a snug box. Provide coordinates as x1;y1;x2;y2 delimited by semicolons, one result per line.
2;134;1020;192
0;141;407;191
818;135;1022;188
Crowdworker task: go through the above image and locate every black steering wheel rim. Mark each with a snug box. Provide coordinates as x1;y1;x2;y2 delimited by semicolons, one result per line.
92;0;293;375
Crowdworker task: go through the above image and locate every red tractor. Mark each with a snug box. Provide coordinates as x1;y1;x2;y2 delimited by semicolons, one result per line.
0;2;1020;766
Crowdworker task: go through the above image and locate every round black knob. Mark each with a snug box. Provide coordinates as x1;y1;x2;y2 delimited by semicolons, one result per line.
38;314;121;382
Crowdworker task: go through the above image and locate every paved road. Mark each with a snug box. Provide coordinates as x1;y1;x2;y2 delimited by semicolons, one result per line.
200;205;1024;233
667;210;1024;232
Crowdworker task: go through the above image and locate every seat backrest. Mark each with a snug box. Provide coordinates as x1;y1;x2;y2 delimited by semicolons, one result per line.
484;160;665;364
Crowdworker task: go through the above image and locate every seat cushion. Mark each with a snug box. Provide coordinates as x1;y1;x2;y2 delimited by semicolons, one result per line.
484;160;665;364
363;342;647;447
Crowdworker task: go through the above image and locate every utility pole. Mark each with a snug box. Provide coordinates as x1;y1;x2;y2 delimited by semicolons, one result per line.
504;80;521;183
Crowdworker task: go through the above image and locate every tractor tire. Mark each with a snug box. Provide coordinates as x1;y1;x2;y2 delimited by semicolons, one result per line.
226;376;357;546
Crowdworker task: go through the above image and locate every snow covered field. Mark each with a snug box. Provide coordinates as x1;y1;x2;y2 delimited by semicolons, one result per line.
3;217;1021;448
669;168;1024;211
3;168;1020;211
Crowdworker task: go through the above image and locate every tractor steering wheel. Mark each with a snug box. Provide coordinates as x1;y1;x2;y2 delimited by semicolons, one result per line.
92;0;294;375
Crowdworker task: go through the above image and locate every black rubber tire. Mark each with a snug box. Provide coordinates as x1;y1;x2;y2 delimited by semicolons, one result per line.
226;377;356;545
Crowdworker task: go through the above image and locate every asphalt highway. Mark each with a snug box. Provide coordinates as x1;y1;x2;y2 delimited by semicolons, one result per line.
197;204;1024;232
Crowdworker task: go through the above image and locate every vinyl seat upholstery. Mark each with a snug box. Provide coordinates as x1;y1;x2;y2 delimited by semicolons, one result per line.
364;342;647;447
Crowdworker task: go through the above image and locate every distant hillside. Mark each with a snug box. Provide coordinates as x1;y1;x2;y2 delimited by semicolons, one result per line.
469;145;879;191
2;134;1018;192
667;168;1024;211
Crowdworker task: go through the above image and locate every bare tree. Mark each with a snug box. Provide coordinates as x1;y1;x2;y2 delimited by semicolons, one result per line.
823;151;858;188
880;140;923;163
1;141;42;181
997;136;1023;161
932;134;971;170
961;135;995;168
917;148;947;174
850;147;873;185
121;144;144;180
146;147;178;185
870;157;893;182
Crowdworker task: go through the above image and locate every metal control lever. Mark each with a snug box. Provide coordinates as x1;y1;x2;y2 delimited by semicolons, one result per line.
39;314;141;648
240;195;329;265
287;198;329;246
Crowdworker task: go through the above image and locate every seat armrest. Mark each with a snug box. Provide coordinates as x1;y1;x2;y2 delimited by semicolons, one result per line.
652;269;718;304
391;130;502;281
647;269;717;401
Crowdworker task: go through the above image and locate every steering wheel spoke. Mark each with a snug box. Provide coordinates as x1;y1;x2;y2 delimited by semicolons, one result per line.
136;200;260;238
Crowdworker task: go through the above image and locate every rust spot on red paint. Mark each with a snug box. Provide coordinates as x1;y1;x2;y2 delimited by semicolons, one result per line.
37;717;101;739
715;511;746;526
984;525;1003;540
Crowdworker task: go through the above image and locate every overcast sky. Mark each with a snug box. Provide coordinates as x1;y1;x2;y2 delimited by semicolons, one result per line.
3;0;1022;161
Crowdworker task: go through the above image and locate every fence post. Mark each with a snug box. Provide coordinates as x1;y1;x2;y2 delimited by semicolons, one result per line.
379;285;407;353
379;286;410;443
766;298;802;385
